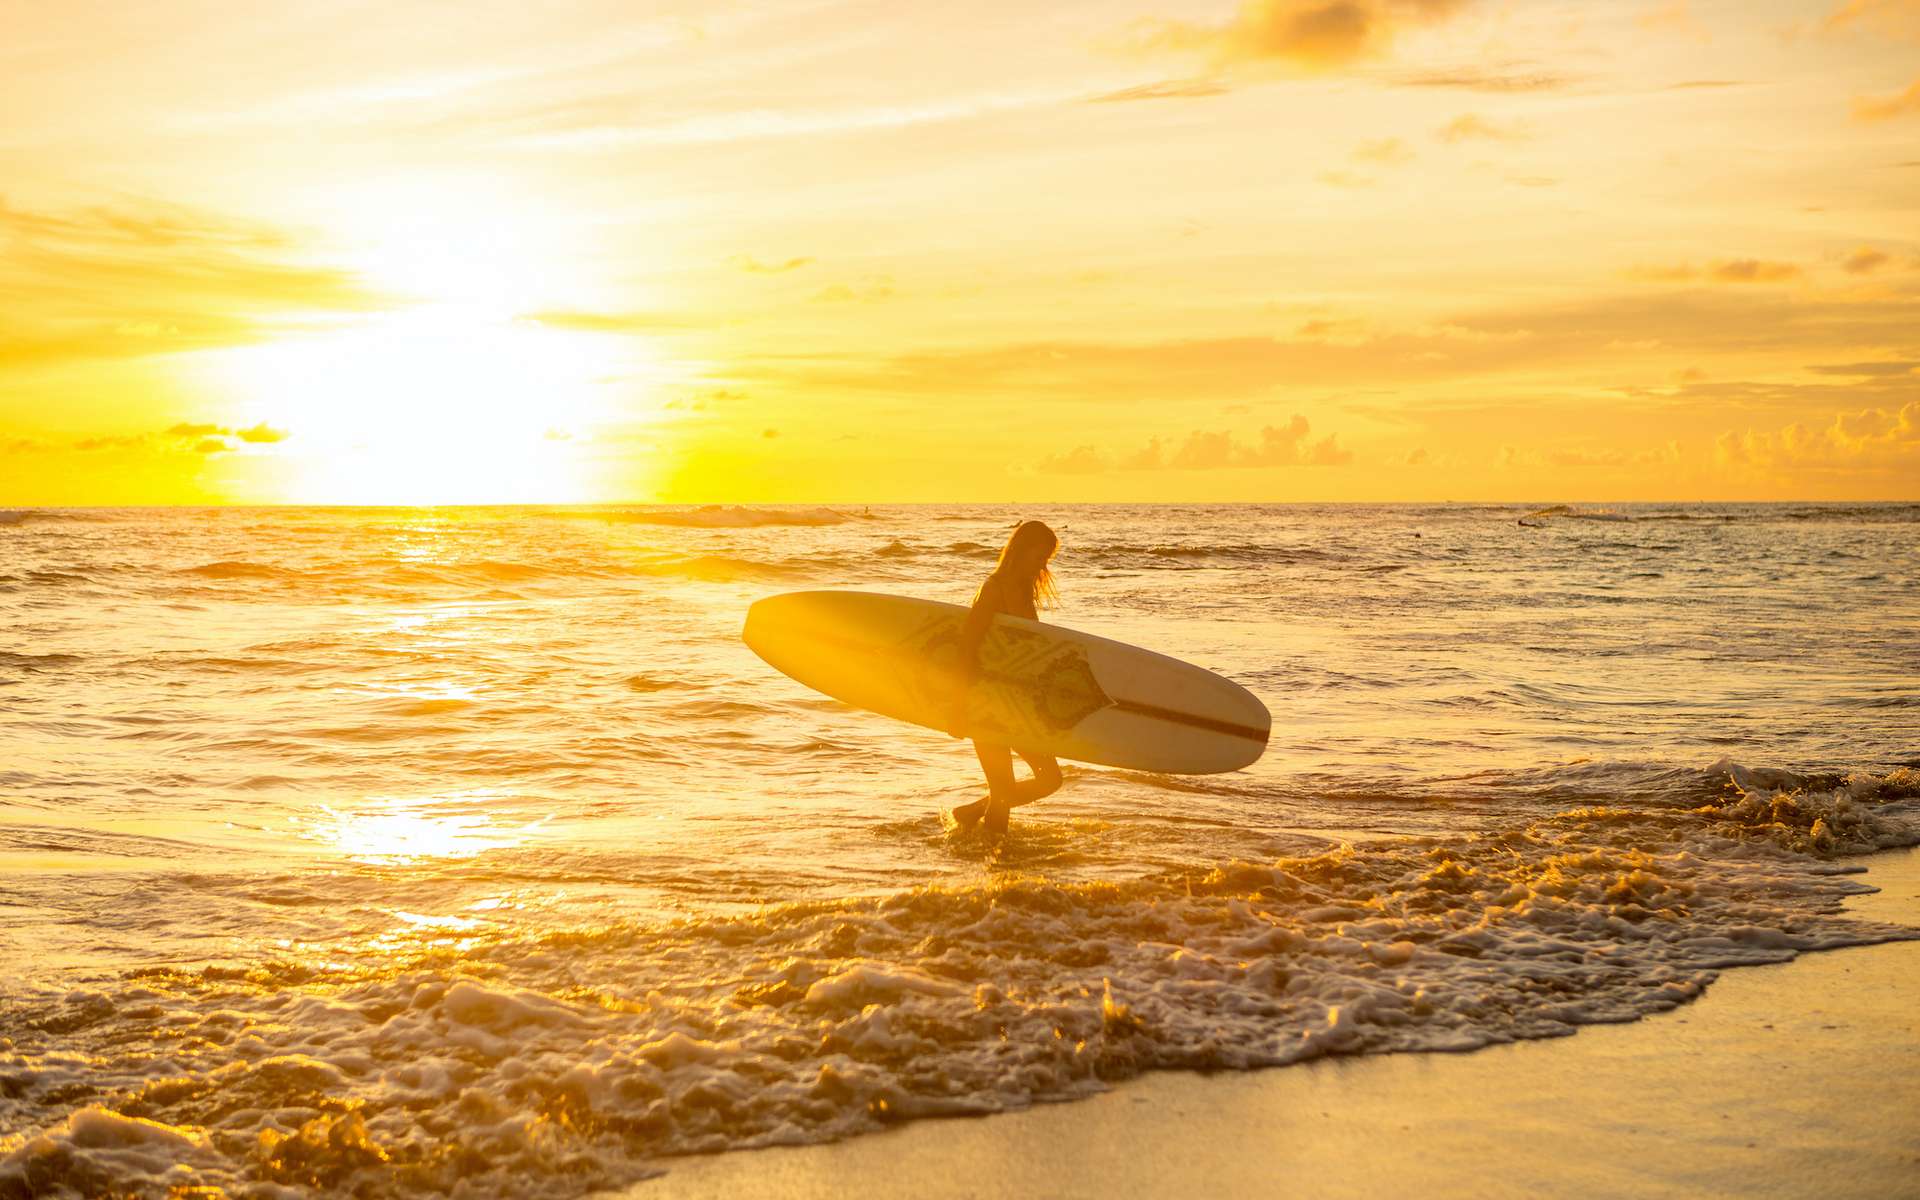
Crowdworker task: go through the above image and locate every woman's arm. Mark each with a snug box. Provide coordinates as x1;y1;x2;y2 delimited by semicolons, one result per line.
948;578;998;736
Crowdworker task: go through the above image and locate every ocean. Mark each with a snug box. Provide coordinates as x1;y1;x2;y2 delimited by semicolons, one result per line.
2;502;1917;1197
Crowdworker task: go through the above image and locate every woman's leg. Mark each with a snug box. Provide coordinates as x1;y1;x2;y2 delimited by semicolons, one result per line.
1007;751;1063;807
974;740;1019;833
951;740;1018;829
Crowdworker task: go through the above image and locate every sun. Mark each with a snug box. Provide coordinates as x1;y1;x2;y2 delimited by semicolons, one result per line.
205;307;631;504
188;172;657;504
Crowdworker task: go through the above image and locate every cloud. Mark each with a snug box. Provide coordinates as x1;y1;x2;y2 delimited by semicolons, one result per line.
524;309;686;333
73;434;149;451
730;255;814;274
1824;0;1920;39
1317;169;1376;189
1709;259;1802;283
1807;360;1918;377
1353;137;1414;164
1637;1;1705;36
1628;259;1803;284
812;280;896;303
1435;112;1529;142
1042;416;1352;473
165;422;226;438
1715;401;1920;471
507;84;1075;151
1038;444;1110;474
1087;78;1232;102
71;422;283;454
732;286;1920;406
1852;76;1920;121
0;198;378;372
1843;247;1892;275
1392;67;1572;92
1133;0;1474;74
1546;443;1681;467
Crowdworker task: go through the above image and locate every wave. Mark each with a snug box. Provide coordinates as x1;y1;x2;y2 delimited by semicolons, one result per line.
21;570;95;587
563;505;873;528
3;762;1914;1199
0;651;83;672
181;560;299;580
0;509;119;528
1515;503;1920;527
170;552;817;592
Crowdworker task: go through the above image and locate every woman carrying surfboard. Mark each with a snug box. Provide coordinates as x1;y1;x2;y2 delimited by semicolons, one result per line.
947;520;1066;835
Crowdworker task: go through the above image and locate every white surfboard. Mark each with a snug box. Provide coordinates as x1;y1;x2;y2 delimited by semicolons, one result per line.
742;590;1269;774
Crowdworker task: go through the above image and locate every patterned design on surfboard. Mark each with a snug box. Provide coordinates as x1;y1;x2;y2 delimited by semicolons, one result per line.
903;612;1113;742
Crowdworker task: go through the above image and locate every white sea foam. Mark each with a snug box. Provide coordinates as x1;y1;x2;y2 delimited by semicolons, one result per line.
3;763;1915;1199
4;503;1916;1197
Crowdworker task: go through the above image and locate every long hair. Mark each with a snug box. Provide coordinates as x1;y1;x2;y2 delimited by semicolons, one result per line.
984;520;1059;611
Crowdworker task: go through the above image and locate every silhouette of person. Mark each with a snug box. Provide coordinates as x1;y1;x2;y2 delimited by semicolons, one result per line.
947;520;1065;835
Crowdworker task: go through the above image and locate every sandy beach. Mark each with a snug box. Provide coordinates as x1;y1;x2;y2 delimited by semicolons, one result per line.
623;846;1920;1200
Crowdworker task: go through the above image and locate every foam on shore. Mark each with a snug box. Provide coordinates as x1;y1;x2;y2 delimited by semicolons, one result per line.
3;762;1917;1199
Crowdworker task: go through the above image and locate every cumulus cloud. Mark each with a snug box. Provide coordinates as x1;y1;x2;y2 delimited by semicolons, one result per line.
73;434;149;451
166;422;225;438
1546;442;1681;468
1710;259;1802;283
1842;247;1891;274
1041;416;1352;473
71;422;286;454
1133;0;1474;74
1038;444;1109;474
1715;401;1920;470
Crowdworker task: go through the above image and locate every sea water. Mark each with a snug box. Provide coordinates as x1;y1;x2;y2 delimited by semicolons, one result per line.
1;503;1916;1197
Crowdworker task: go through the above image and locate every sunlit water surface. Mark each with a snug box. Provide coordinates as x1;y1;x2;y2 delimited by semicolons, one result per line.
2;503;1917;1197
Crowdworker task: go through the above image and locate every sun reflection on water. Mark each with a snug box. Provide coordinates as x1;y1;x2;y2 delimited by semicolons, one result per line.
307;794;541;863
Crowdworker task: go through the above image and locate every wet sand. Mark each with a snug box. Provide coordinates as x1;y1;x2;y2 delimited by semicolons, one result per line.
622;846;1920;1200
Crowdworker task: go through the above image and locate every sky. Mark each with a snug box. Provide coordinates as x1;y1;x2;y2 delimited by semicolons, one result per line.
1;0;1916;504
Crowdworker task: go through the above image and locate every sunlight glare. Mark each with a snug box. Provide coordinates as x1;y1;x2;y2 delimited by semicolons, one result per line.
309;795;541;863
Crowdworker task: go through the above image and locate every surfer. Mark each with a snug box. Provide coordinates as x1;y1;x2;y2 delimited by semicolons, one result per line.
948;520;1065;835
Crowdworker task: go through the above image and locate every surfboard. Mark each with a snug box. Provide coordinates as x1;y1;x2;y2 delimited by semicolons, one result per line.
742;590;1270;774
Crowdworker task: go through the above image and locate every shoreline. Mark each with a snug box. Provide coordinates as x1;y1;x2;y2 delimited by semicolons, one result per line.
619;846;1920;1199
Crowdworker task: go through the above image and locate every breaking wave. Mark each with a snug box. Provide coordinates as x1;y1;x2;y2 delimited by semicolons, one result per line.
3;762;1915;1199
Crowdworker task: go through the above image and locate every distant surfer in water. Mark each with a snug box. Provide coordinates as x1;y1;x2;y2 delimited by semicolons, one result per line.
947;520;1065;835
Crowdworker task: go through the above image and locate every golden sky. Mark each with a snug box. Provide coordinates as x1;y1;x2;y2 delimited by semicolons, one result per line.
2;0;1917;504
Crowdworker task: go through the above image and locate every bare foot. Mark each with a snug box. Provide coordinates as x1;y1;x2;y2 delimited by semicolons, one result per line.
947;799;987;830
982;800;1011;837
